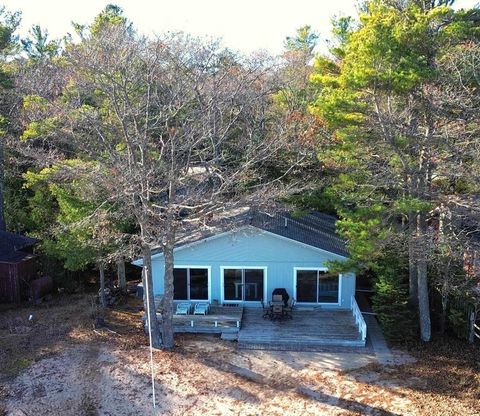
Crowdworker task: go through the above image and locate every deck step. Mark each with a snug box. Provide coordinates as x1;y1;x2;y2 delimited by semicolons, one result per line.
238;334;361;340
238;339;366;351
221;332;239;341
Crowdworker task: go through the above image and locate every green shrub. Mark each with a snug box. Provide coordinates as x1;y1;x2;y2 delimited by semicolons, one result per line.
448;306;469;340
372;255;417;343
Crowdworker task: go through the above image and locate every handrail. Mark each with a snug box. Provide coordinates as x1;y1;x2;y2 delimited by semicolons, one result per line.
351;295;367;341
474;323;480;340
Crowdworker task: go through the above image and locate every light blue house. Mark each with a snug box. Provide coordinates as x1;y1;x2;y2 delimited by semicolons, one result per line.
138;211;356;309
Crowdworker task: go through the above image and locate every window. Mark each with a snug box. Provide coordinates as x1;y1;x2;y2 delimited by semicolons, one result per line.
295;269;339;304
223;268;265;302
173;267;209;300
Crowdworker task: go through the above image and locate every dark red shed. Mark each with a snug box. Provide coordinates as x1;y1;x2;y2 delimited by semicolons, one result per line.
0;231;38;303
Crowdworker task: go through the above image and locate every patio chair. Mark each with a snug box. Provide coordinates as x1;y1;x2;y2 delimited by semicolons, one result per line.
272;288;290;306
261;299;272;319
284;298;296;319
271;303;284;320
193;302;210;315
272;294;283;302
175;302;191;315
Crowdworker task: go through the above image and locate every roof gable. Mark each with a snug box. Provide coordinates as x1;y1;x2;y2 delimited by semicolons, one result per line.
133;210;348;265
155;226;346;264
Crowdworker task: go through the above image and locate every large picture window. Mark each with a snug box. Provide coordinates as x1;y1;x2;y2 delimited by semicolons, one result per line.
295;269;339;304
173;267;209;300
223;268;265;302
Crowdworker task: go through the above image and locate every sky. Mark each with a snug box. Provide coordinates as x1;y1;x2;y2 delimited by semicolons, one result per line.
3;0;479;54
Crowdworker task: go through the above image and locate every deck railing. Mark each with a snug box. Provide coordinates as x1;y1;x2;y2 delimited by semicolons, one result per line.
351;295;367;341
470;311;480;344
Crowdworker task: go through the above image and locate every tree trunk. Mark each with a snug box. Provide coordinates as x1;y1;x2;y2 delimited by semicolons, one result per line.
468;310;475;344
416;212;431;342
161;211;176;349
142;245;162;348
99;263;106;309
440;291;448;336
0;136;6;231
117;259;126;291
408;211;418;307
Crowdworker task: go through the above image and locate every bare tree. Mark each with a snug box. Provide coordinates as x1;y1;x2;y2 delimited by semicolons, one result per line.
20;26;301;348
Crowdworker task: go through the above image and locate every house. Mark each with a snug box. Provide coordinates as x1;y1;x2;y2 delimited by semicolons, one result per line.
0;231;38;303
134;210;367;348
141;211;354;307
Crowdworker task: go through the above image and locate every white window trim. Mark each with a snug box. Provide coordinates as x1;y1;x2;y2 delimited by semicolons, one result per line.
220;266;267;304
173;265;211;302
293;267;342;306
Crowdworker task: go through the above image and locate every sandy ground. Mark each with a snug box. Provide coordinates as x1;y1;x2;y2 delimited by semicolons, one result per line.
3;337;416;416
1;295;479;416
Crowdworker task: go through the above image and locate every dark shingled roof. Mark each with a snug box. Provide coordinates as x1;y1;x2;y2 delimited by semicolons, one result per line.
150;210;348;258
0;231;38;263
251;211;348;257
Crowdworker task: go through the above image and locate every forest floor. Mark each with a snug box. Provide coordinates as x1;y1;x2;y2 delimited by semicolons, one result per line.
0;294;479;416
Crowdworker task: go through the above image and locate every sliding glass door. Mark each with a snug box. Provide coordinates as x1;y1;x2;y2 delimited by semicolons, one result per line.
296;270;317;302
295;269;339;304
223;268;265;302
244;269;264;301
173;267;209;301
224;269;243;301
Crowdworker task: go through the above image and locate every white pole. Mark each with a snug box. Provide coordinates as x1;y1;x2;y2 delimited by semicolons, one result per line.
143;266;156;409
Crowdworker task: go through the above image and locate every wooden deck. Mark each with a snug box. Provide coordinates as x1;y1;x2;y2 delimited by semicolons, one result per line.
237;308;365;350
157;306;243;337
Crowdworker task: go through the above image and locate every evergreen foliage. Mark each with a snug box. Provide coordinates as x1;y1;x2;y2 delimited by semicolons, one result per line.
372;253;418;342
308;0;480;341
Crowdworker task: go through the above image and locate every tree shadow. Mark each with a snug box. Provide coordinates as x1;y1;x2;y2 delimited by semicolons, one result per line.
297;386;401;416
195;349;401;416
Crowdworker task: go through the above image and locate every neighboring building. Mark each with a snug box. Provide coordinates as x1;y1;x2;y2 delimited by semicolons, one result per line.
134;211;355;308
0;231;38;303
430;202;480;284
